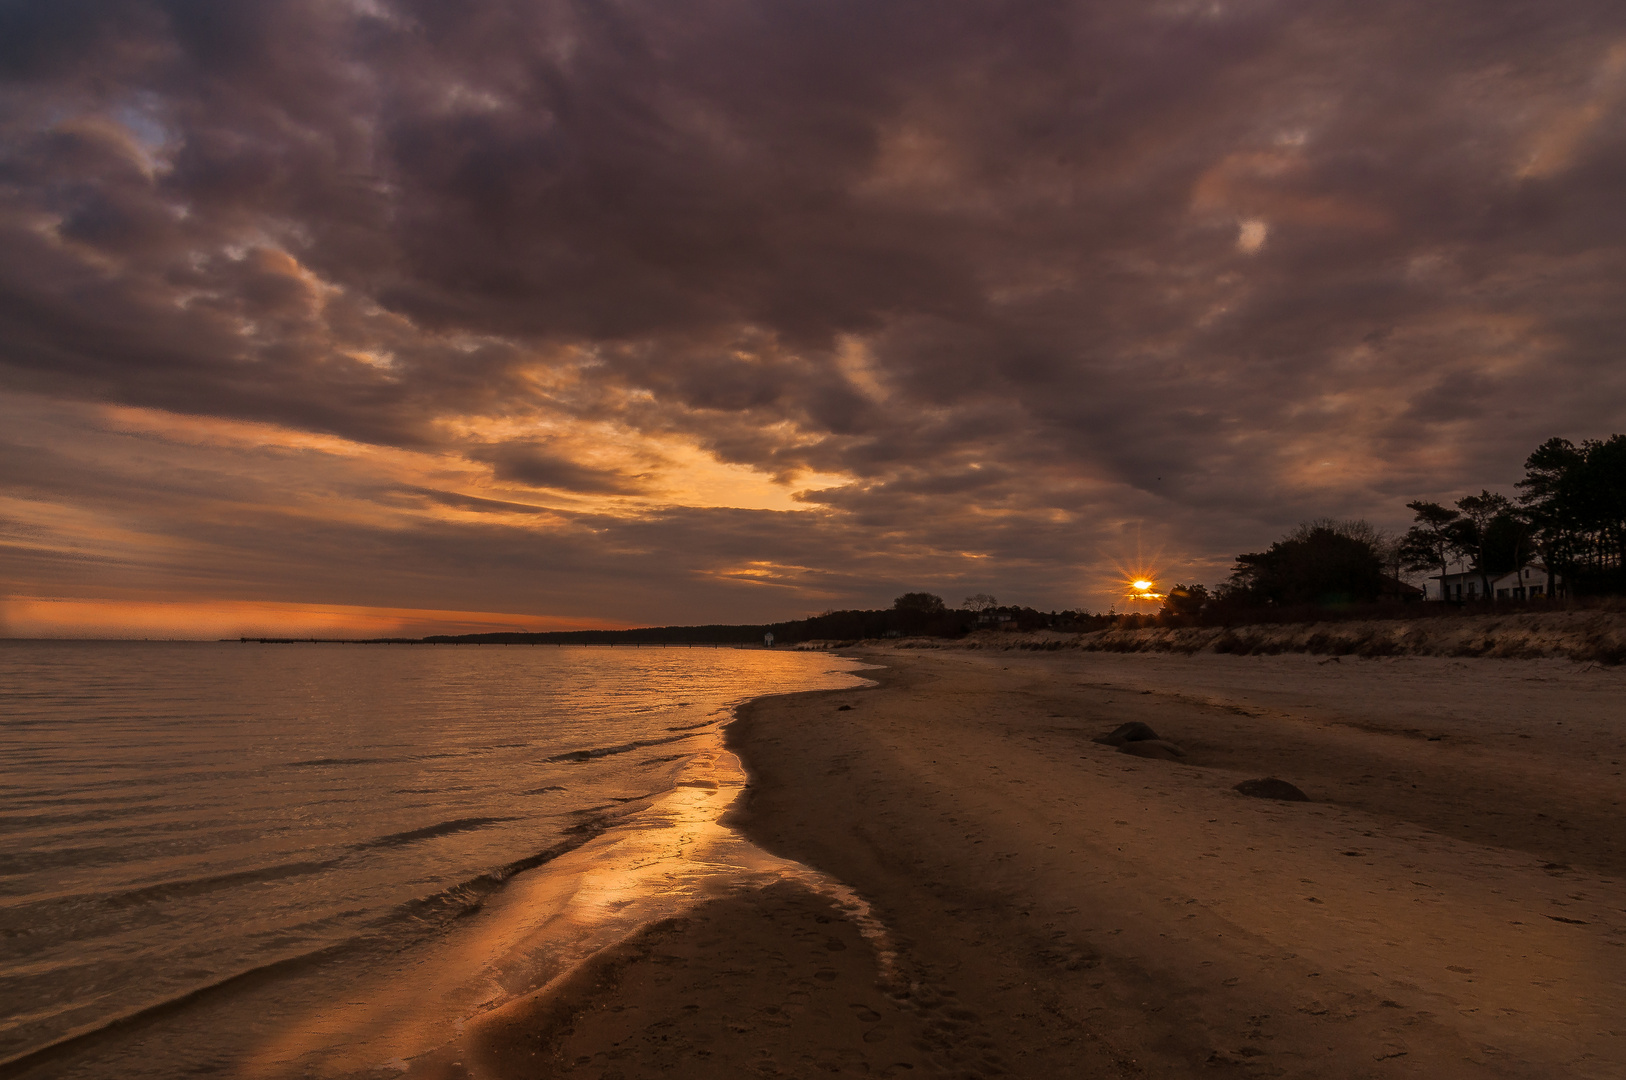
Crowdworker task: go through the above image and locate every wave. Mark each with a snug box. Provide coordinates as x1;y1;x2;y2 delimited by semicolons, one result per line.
347;817;519;852
0;803;168;836
283;757;385;768
3;815;520;899
0;817;618;1076
541;731;697;763
0;860;341;929
370;813;624;933
0;843;139;878
0;939;359;1076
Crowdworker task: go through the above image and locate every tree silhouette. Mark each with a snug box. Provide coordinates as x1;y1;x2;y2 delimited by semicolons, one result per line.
1452;490;1515;599
1518;434;1626;595
1226;525;1386;606
893;592;946;615
1161;584;1209;618
1399;501;1461;597
1480;512;1533;579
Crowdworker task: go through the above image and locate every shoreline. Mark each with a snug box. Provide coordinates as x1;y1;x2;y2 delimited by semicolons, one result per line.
435;647;1626;1078
0;650;873;1080
43;648;1610;1078
247;677;884;1079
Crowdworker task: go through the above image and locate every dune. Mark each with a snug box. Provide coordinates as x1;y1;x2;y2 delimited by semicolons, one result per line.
863;608;1626;665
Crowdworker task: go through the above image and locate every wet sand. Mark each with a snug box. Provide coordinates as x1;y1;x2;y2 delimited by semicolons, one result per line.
423;650;1626;1078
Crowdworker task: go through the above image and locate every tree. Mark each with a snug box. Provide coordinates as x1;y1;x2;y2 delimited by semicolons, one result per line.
1403;493;1539;601
1480;511;1533;579
1452;490;1514;600
1160;584;1209;618
1585;435;1626;592
963;593;998;612
893;592;946;615
1290;517;1384;548
1519;434;1626;595
1399;501;1461;597
888;592;950;638
1518;437;1585;597
1295;517;1404;581
1226;525;1387;607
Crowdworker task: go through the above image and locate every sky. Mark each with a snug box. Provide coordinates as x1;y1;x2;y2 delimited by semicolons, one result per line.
3;0;1626;638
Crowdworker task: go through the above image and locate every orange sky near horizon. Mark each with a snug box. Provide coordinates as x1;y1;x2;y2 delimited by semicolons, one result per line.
0;597;624;641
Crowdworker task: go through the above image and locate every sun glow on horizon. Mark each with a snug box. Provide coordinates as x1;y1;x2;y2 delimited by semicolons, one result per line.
1124;577;1164;603
1104;533;1168;606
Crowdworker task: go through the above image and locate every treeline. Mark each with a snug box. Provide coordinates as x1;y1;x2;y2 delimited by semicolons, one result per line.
423;593;1107;646
1207;519;1409;610
423;624;775;645
1153;432;1626;623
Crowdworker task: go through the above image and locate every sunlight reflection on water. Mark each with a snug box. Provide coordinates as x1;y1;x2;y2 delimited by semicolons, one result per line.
0;642;875;1078
245;683;892;1078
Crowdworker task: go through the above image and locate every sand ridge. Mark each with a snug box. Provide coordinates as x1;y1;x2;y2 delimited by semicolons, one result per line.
900;608;1626;664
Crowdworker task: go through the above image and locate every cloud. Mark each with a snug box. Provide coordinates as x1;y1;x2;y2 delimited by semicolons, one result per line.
3;0;1626;631
469;443;649;495
402;487;551;515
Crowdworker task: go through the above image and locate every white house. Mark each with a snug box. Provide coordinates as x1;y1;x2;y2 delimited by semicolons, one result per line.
1428;563;1563;602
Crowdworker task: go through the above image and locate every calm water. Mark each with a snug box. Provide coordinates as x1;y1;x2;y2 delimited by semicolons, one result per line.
0;641;867;1076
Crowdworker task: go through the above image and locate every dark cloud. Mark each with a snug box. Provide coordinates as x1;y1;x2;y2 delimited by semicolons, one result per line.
401;487;550;515
469;442;648;495
3;0;1626;626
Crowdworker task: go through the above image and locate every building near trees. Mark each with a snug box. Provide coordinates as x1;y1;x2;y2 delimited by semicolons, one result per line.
1428;564;1563;602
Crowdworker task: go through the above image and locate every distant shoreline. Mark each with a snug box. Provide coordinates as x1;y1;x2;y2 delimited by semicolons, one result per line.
8;603;1621;663
228;637;769;646
223;604;1626;664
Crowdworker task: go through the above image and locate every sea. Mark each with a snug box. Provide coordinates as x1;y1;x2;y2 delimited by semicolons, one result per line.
0;640;872;1078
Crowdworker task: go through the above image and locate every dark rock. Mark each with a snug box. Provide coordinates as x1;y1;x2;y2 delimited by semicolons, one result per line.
1233;777;1309;801
1118;739;1185;760
1093;721;1159;746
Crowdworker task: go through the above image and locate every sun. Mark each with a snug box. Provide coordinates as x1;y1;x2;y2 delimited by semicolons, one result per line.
1124;577;1164;602
1105;531;1167;606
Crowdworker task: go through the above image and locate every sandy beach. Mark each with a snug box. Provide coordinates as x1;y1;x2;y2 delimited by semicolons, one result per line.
416;649;1625;1079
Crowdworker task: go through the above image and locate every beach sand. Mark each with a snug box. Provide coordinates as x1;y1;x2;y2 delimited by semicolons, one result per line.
420;650;1626;1078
